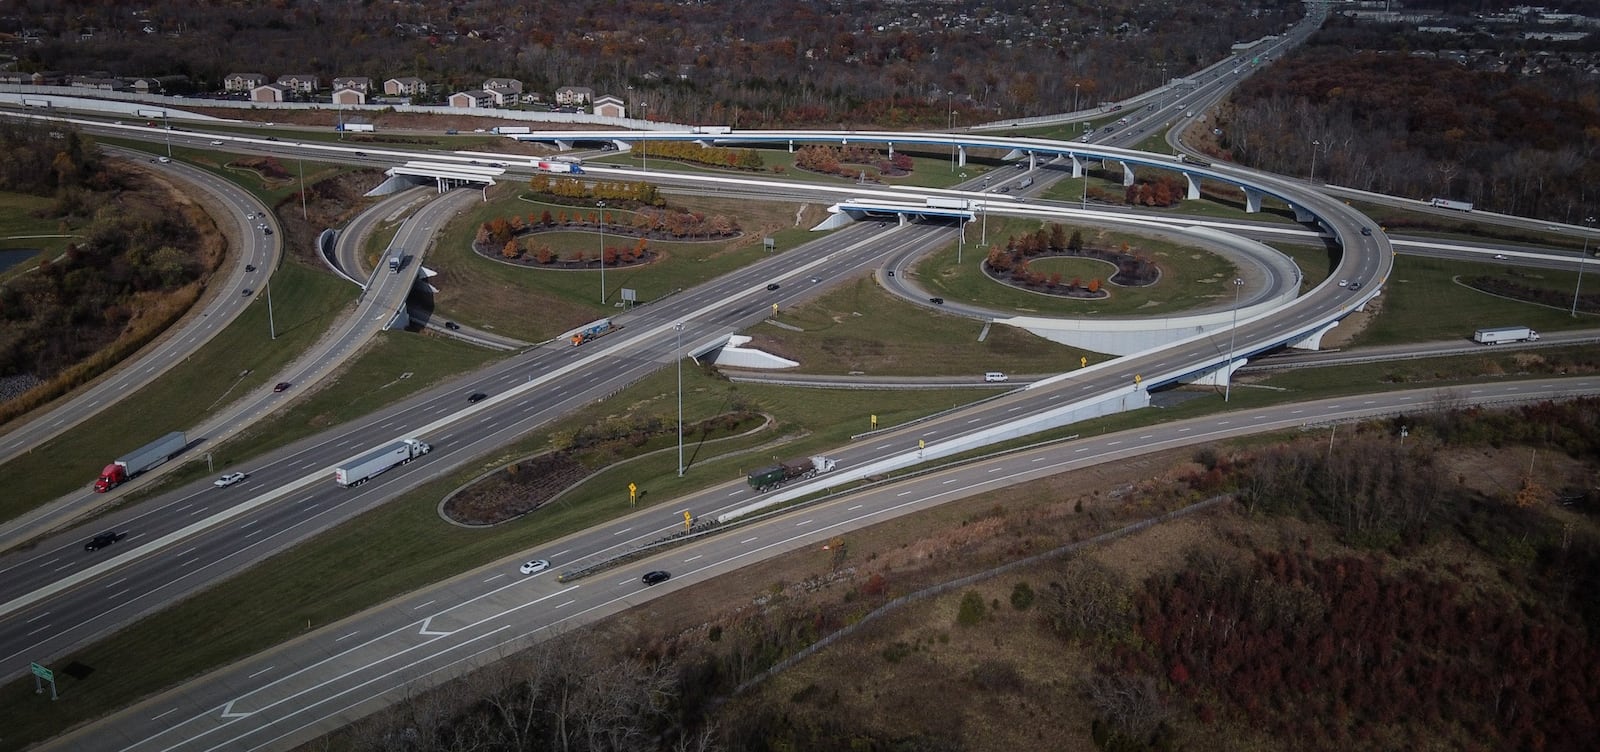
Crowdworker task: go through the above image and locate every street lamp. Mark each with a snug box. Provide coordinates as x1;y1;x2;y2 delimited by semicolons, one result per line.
675;322;686;476
1573;215;1596;317
1224;277;1244;402
163;111;172;159
1074;82;1081;113
1309;139;1321;183
597;200;607;304
980;177;990;247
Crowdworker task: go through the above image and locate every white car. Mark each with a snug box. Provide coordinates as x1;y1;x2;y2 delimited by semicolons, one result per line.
1493;254;1508;260
210;139;224;146
519;559;550;575
213;472;247;488
1337;279;1349;287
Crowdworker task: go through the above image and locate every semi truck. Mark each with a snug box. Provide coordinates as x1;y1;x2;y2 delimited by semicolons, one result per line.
334;438;431;487
338;123;375;133
95;431;187;492
1429;197;1474;212
388;252;407;272
926;197;971;211
533;160;583;174
1473;326;1539;345
692;125;732;135
492;125;532;135
1176;153;1211;167
567;318;615;346
746;455;838;492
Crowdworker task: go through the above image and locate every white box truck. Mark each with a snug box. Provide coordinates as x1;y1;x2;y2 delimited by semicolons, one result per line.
1473;326;1539;345
926;197;971;210
335;438;431;486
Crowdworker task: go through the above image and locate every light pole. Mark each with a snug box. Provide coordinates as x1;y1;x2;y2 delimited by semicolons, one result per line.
596;200;606;304
980;177;990;247
297;157;307;220
266;279;277;340
1573;215;1596;317
1224;277;1244;402
163;111;172;158
1074;82;1081;113
948;91;957;171
675;322;685;476
1309;139;1321;183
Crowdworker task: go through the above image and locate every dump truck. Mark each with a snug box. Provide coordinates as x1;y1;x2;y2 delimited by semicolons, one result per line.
95;431;187;492
1473;326;1539;345
334;438;431;487
746;456;838;492
567;318;615;346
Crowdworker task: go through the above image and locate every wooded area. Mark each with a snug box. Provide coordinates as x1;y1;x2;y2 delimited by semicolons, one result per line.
11;0;1300;125
1219;22;1600;222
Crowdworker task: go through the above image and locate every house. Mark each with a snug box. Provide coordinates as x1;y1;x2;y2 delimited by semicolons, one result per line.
448;90;494;109
130;77;163;94
481;77;523;106
555;86;594;106
332;88;367;105
384;76;428;96
250;83;289;103
275;74;319;93
70;75;124;91
332;76;371;93
0;71;64;86
592;94;626;118
225;72;267;92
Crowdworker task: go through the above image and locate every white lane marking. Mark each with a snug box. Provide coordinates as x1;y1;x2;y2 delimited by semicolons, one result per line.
740;537;759;544
1178;427;1191;432
942;479;958;485
151;707;178;722
483;574;506;583
684;555;702;563
181;558;199;568
551;549;570;559
728;490;744;496
875;443;892;449
897;491;912;496
26;624;51;637
612;527;632;536
335;631;360;642
795;519;813;527
967;418;981;424
1032;457;1046;462
988;467;1002;473
105;577;127;589
556;600;575;609
847;504;863;511
1107;441;1122;446
247;666;274;679
108;588;129;599
412;600;435;610
1138;434;1153;439
26;611;49;623
52;562;76;573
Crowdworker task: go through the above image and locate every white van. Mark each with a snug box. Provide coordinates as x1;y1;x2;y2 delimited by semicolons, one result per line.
984;372;1008;383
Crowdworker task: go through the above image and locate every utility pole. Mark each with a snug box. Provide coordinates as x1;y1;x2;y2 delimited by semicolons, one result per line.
675;322;685;476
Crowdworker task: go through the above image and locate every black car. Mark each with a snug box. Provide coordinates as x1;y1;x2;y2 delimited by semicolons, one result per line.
84;531;121;552
1360;227;1372;236
241;288;253;296
766;283;780;291
467;392;488;404
354;151;368;157
245;264;256;272
444;321;461;330
641;570;671;586
262;227;273;236
929;297;945;305
273;381;292;393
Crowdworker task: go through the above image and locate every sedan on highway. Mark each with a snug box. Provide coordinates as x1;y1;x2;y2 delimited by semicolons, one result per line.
209;140;224;146
84;531;122;552
273;382;292;393
641;570;671;586
241;288;253;296
213;472;247;488
467;392;488;404
1494;254;1508;260
519;559;550;575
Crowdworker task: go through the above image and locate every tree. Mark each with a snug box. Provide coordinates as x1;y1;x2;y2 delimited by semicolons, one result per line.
502;238;520;259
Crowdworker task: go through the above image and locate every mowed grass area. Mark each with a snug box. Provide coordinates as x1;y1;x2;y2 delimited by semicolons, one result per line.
99;136;353;207
1356;255;1600;346
0;365;989;752
0;191;80;281
0;260;354;522
426;187;832;342
145;330;508;492
1036;169;1304;225
913;217;1241;316
588;145;1002;190
743;275;1098;375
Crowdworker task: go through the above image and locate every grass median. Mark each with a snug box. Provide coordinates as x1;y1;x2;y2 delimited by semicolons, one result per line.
0;366;989;752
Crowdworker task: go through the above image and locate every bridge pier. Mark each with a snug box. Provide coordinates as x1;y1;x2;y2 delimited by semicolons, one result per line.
1288;320;1341;351
1242;186;1264;213
957;145;967;167
1184;172;1202;200
555;139;573;151
1192;357;1247;388
1290;203;1316;223
1071;155;1085;178
1118;160;1136;187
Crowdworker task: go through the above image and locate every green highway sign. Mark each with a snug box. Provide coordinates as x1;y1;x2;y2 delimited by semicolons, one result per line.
30;663;52;681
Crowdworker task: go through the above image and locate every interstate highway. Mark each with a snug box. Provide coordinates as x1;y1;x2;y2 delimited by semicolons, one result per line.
54;375;1600;752
0;219;941;667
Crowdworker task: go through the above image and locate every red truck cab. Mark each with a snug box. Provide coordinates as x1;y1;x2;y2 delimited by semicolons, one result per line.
94;464;128;493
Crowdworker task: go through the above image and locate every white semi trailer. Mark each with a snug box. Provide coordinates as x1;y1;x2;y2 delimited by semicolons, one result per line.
335;438;431;486
1473;326;1539;345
